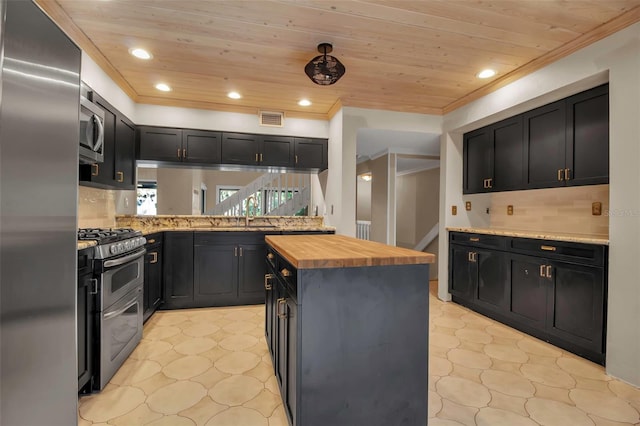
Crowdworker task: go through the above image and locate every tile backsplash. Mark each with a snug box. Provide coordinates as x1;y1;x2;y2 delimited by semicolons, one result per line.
489;184;609;237
78;186;116;228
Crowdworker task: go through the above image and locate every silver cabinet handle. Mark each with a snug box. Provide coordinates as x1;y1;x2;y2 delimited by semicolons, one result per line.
277;298;287;319
264;274;273;290
546;265;552;278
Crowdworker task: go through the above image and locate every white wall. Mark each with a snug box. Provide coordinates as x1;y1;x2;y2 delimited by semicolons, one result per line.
439;22;640;386
329;107;442;236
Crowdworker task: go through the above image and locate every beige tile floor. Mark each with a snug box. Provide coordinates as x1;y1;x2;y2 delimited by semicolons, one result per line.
79;282;640;425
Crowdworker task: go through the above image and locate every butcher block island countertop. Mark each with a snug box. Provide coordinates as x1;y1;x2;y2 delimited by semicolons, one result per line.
265;234;435;269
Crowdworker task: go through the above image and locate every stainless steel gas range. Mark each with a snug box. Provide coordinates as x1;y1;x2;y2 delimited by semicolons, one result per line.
78;228;146;391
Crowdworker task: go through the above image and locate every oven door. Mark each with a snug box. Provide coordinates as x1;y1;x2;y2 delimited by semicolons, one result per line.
98;284;143;390
100;248;145;310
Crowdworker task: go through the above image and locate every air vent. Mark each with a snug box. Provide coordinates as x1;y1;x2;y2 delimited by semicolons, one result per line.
259;111;284;127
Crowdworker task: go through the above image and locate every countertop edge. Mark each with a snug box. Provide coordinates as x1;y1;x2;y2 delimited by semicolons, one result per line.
266;235;435;269
446;227;609;245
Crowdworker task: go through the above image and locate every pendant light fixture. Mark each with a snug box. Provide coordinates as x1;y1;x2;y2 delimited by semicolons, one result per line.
304;43;345;85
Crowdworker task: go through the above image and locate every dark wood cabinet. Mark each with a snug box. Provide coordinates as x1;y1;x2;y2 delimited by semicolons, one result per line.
449;231;607;364
261;135;294;167
138;126;183;162
183;129;222;164
294;137;328;170
77;248;94;393
463;127;492;193
565;84;609;186
194;242;237;306
162;232;194;309
463;84;608;194
143;233;163;321
80;92;136;190
449;244;507;312
193;232;267;307
221;132;260;165
138;126;222;165
524;99;567;188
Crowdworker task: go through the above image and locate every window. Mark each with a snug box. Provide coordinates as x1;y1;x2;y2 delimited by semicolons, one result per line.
137;181;157;215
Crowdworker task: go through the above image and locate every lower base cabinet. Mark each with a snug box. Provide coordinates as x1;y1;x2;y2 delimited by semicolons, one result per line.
143;233;163;321
449;232;607;364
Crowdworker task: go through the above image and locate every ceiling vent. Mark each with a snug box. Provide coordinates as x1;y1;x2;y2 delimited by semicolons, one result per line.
259;110;284;127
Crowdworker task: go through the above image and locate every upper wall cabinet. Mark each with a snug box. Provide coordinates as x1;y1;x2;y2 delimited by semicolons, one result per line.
138;126;222;165
80;92;136;190
137;127;328;172
463;116;524;194
463;84;609;194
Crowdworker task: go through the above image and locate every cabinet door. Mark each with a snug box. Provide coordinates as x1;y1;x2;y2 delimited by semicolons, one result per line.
285;296;297;426
238;243;267;304
144;243;163;321
163;232;194;309
547;261;605;354
276;280;288;391
476;250;508;311
492;116;524;191
449;245;475;300
183;130;222;164
463;127;492;194
265;271;276;364
114;115;136;189
524;100;566;188
193;243;238;306
508;255;548;328
221;132;260;165
294;137;327;170
77;273;93;392
138;126;183;162
565;84;609;186
261;135;293;167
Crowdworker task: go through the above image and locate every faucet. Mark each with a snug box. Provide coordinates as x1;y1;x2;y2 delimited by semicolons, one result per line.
245;195;258;227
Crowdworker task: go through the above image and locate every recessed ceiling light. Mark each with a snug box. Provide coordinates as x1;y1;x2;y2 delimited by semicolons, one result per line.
477;69;496;79
298;99;312;106
129;48;152;60
155;83;171;92
228;92;242;99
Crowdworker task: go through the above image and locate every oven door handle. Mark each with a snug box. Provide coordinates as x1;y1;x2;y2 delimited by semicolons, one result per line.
103;248;146;268
103;290;140;320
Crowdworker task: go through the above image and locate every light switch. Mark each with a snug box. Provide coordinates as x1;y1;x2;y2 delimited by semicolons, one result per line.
452;205;457;215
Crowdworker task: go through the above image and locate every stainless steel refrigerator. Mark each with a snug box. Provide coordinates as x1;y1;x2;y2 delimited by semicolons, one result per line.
0;1;80;425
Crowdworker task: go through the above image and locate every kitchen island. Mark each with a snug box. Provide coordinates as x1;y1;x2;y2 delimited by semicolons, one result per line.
264;234;435;426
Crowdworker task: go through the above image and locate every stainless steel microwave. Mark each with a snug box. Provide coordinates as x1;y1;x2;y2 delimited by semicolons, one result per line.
79;95;104;164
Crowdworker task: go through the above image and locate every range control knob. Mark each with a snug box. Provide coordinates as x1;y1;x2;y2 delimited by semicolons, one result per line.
117;242;124;253
110;244;118;254
124;241;131;250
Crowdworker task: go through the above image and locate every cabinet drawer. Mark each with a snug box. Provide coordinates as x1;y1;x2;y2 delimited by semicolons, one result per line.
144;232;163;246
509;238;606;266
450;232;506;249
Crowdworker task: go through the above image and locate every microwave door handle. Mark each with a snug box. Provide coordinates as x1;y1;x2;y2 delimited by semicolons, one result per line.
93;114;104;152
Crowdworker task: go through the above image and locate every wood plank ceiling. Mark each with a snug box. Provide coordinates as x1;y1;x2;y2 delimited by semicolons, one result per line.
37;0;640;120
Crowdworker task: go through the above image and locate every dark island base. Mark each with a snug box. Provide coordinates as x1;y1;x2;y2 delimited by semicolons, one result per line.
277;264;430;426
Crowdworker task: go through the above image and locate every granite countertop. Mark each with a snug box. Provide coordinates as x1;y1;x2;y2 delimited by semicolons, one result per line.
137;225;335;235
78;240;97;250
265;234;436;269
447;227;609;245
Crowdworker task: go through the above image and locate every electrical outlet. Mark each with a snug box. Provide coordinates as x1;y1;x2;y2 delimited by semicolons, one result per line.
507;205;514;215
452;205;457;215
465;201;471;211
592;202;602;216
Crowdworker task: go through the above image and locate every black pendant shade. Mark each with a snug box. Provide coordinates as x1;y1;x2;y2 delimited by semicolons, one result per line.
304;43;345;86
